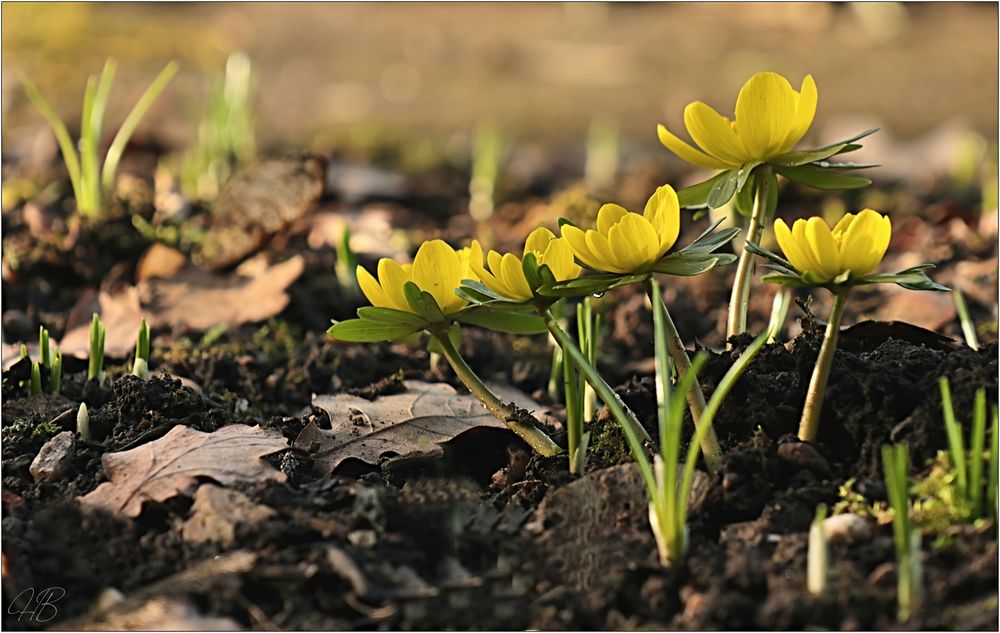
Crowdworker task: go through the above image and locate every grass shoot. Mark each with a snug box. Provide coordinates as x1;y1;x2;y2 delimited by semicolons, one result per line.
807;503;829;597
882;443;923;622
22;59;179;218
132;318;151;379
938;377;996;520
88;313;107;385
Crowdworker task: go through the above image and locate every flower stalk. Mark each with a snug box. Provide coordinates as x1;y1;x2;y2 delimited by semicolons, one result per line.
430;328;561;457
539;307;653;446
727;169;769;341
799;290;849;442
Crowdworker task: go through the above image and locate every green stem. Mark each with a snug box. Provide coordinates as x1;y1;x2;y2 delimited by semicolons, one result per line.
431;330;561;457
798;290;849;442
646;283;722;475
727;171;770;342
539;308;654;447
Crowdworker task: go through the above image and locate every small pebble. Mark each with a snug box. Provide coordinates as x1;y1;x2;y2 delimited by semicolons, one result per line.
823;513;872;544
29;431;76;483
777;441;832;478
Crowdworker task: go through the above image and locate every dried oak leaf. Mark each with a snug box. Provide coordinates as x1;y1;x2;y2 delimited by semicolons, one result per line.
79;424;287;518
297;380;553;475
138;254;304;332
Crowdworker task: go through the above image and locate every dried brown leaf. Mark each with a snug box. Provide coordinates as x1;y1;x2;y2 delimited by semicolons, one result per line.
297;380;552;475
79;424;287;518
138;254;304;332
60;286;143;358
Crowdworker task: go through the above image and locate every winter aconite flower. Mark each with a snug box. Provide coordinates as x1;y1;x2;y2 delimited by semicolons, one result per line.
658;71;817;169
357;239;477;316
470;227;582;302
561;185;681;274
774;209;890;283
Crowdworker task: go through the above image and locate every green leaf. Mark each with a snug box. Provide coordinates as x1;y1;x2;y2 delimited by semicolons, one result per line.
456;280;510;305
677;171;731;210
328;319;421;343
707;169;739;208
538;272;648;298
427;323;462;355
760;273;810;288
679;219;740;254
736;161;762;192
853;271;950;292
771;144;851;167
521;252;542;290
557;216;581;229
356;306;427;326
812;160;880;170
743;241;796;272
775;164;872;190
456;306;547;334
651;253;733;276
403;281;445;322
734;172;756;216
764;171;779;217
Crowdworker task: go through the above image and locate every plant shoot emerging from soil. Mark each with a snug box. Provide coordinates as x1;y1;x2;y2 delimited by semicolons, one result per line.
883;443;924;622
807;503;829;597
77;403;90;441
88;313;107;385
938;378;998;521
22;59;178;217
645;283;769;566
132;318;151;379
751;209;947;441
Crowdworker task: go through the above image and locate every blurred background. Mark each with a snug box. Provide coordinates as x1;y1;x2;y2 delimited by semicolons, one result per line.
3;3;997;157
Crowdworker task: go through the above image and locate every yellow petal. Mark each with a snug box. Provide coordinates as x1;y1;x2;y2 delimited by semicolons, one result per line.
607;213;659;270
791;218;825;275
781;74;818;153
377;258;415;312
657;123;733;170
525;226;556;254
773;219;813;275
542;238;582;281
832;212;855;235
561;224;605;271
469;241;505;296
596;203;629;235
804;217;842;279
734;71;796;160
411;239;464;315
499;252;533;301
643;185;680;255
684;101;750;166
480;249;516;298
357;264;391;309
842;209;890;276
586;230;626;273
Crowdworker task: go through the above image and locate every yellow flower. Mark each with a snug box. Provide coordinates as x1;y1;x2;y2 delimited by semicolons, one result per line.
470;227;583;302
357;239;476;317
774;209;891;282
560;185;680;274
657;71;818;169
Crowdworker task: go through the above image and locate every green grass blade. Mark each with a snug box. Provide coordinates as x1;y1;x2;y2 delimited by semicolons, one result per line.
21;77;83;206
938;377;968;499
969;388;987;517
80;75;99;213
952;289;980;350
102;60;179;193
49;349;62;395
988;407;998;520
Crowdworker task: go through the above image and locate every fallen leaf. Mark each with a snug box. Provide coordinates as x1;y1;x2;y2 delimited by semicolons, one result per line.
871;287;956;332
60;286;143;358
58;597;242;632
138;255;304;332
136;243;188;282
79;424;288;518
179;484;276;545
199;155;326;270
297;380;553;475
